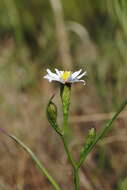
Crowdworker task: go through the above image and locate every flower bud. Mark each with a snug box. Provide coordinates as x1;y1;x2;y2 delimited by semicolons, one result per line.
80;127;96;158
60;83;71;137
60;83;71;116
84;128;96;149
47;95;57;129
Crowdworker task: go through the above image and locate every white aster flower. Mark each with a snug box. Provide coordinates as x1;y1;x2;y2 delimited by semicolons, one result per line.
44;69;86;85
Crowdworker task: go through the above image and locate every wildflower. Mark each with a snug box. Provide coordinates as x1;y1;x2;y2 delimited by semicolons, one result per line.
44;69;86;85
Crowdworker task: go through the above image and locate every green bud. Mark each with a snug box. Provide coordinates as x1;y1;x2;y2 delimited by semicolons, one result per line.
47;95;57;129
60;83;71;136
80;127;96;158
89;128;96;138
47;102;57;123
46;95;62;136
60;83;71;115
84;127;96;149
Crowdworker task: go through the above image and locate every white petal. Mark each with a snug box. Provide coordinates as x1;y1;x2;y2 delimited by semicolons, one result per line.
59;71;64;75
70;79;86;85
77;80;86;85
47;69;52;75
43;75;50;79
59;79;65;84
54;69;63;75
46;69;59;80
55;68;60;76
44;75;62;83
51;78;61;82
76;71;86;79
71;69;82;79
44;75;53;82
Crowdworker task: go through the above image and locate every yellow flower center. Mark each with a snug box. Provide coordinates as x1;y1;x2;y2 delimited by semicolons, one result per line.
61;71;71;81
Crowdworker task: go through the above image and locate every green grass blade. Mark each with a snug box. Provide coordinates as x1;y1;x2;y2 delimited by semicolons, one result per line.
6;134;61;190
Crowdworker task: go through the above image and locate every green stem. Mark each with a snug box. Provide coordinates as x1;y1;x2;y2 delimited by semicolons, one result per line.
60;83;80;189
9;135;61;190
73;168;80;190
61;135;80;189
61;135;75;167
63;113;69;134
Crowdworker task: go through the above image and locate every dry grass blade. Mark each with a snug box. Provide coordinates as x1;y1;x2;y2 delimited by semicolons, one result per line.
70;110;127;123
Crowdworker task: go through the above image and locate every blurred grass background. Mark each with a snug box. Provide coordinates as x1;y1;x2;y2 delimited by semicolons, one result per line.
0;0;127;189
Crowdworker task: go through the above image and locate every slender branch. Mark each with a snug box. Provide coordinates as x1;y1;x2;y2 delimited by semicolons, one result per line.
61;135;75;168
61;135;80;190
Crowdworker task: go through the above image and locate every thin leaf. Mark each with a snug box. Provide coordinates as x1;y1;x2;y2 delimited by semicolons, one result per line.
0;129;61;190
77;99;127;169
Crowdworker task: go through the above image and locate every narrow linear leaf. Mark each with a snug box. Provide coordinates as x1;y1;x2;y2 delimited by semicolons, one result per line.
9;135;61;190
0;129;61;190
77;99;127;168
